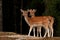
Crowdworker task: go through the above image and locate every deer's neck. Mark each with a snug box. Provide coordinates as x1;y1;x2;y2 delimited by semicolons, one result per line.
24;16;30;26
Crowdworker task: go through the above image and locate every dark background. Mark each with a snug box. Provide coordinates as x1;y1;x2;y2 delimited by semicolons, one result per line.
2;0;60;36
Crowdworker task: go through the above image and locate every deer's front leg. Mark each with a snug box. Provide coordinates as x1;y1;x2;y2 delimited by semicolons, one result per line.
39;27;42;37
33;27;35;37
37;27;42;37
37;27;39;37
28;26;33;36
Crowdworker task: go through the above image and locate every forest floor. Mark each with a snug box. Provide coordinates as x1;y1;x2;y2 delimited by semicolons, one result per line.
0;32;60;40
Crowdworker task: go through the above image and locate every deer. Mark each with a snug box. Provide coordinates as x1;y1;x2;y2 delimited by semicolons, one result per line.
28;9;54;37
20;9;51;37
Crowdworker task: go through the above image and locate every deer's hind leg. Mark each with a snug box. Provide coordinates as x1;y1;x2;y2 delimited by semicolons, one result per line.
43;23;50;37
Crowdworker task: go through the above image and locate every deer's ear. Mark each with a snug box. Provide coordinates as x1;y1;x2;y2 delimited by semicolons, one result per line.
33;9;36;12
27;9;30;12
20;9;24;12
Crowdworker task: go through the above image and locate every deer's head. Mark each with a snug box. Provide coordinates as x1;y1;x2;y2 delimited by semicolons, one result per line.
20;9;28;17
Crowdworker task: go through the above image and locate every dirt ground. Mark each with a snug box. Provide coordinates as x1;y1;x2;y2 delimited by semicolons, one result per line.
0;32;60;40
